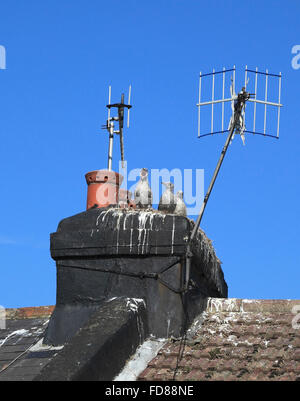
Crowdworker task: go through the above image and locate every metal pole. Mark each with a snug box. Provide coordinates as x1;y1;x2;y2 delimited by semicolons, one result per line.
127;85;132;128
185;103;244;290
211;69;215;134
108;121;114;171
185;122;236;290
107;86;113;171
253;67;258;133
222;68;225;132
198;72;202;137
264;69;268;135
277;72;282;138
192;123;235;240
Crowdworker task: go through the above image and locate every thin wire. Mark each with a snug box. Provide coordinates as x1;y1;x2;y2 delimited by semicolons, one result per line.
58;258;184;295
0;334;44;375
172;292;190;380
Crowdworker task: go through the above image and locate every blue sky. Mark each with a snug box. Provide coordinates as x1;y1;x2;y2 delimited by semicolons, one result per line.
0;0;299;307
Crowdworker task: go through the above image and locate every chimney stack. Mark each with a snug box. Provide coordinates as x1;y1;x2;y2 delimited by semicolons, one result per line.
44;208;227;345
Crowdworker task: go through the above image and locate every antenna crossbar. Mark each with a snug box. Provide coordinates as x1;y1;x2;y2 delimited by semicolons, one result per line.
197;98;232;107
199;68;236;78
245;68;281;78
247;98;283;107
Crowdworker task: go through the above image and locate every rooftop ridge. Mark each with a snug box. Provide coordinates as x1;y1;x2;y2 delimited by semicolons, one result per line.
5;306;55;320
205;298;300;313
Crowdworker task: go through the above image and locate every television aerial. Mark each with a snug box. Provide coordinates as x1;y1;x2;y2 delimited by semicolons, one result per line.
102;86;132;170
185;66;283;289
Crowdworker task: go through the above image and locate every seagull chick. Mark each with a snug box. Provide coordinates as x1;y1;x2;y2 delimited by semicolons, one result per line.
158;182;176;214
134;168;153;209
174;190;187;217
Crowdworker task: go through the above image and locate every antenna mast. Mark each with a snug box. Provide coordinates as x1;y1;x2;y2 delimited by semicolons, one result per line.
102;86;132;170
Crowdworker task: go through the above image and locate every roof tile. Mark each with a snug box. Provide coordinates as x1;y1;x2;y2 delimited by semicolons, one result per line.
138;298;300;381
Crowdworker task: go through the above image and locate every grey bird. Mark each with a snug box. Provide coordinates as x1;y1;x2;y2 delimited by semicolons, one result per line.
134;168;153;209
174;190;187;217
158;182;176;213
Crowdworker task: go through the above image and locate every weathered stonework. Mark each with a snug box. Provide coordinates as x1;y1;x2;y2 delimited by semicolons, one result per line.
45;207;227;345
